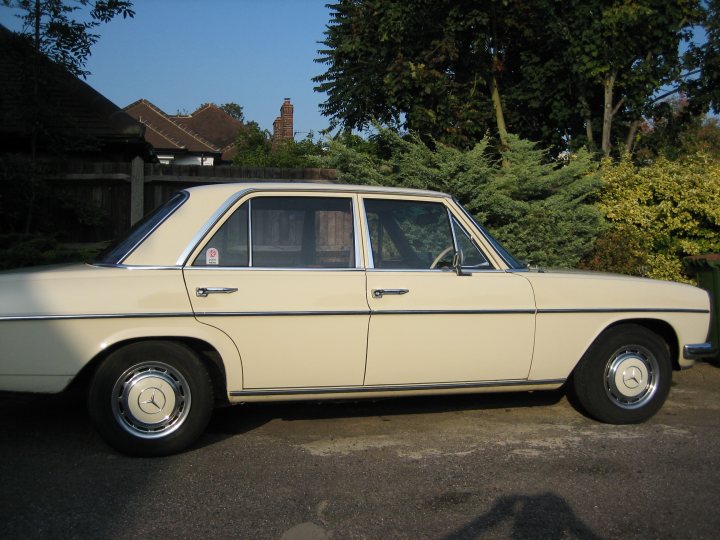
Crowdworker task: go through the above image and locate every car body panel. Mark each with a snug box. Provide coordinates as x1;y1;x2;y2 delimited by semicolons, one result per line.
364;270;536;384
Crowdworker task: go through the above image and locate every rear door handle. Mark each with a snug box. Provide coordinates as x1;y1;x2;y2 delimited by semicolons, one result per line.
196;287;238;298
372;288;409;298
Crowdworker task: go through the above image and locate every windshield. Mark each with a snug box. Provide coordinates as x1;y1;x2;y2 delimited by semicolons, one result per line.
454;199;525;270
94;191;189;265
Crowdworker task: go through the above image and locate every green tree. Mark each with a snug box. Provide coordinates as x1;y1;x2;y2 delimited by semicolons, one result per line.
3;0;135;77
314;0;705;155
233;123;325;167
219;102;245;123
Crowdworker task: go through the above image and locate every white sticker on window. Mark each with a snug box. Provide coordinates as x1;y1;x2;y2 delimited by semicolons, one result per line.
206;247;219;265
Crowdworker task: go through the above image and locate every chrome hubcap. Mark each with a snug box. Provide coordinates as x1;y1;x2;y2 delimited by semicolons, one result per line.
605;346;658;409
112;362;191;439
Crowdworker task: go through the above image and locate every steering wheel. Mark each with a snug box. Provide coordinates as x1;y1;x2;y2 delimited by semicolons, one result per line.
430;245;455;269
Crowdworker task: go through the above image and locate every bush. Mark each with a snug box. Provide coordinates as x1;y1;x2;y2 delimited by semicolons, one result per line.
581;154;720;282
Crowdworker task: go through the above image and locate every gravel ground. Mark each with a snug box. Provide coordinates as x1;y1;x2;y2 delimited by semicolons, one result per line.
1;361;719;539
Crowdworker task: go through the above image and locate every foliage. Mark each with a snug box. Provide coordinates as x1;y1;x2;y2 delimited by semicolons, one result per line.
4;0;135;77
233;123;325;168
0;233;104;270
582;155;720;282
634;99;720;161
219;102;245;122
322;129;604;268
314;0;706;154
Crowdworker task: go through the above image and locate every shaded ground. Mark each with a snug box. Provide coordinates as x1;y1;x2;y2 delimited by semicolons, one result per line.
1;362;719;539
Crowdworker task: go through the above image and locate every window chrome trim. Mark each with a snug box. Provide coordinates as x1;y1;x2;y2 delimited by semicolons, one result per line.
247;198;253;267
183;266;365;272
447;207;460;253
182;190;361;270
230;378;566;396
89;264;183;270
362;198;375;269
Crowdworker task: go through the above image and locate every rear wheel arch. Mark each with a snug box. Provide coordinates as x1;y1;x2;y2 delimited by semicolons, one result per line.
69;337;230;407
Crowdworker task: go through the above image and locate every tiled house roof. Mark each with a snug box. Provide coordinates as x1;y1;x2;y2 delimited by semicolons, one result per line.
172;104;244;156
124;99;219;153
124;100;244;162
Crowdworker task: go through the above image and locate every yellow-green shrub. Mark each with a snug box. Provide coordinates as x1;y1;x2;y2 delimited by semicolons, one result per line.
582;154;720;282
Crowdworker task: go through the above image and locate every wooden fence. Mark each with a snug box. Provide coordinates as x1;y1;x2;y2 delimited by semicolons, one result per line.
46;158;338;241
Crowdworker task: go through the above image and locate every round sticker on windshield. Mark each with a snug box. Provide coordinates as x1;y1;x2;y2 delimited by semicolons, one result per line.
206;247;219;265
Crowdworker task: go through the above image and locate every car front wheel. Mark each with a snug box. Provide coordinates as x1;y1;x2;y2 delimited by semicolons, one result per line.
88;341;213;456
571;324;672;424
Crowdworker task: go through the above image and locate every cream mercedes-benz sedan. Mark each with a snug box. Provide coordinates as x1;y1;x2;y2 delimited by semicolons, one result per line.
0;183;714;455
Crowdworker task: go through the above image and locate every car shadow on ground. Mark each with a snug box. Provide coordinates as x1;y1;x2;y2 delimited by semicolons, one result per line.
203;388;569;437
0;387;569;455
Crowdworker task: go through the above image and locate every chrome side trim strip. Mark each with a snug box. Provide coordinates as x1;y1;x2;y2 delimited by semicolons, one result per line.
6;307;703;323
538;308;710;314
373;309;536;315
195;310;371;317
230;378;566;397
0;312;195;322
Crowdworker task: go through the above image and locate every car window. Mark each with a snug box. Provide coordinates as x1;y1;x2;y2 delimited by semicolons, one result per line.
364;199;455;269
193;202;249;267
193;196;355;268
451;216;490;269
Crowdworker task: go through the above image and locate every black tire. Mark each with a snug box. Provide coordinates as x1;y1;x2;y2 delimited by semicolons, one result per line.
88;341;213;456
571;324;672;424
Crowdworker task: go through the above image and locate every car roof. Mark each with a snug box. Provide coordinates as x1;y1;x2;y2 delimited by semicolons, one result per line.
181;182;450;199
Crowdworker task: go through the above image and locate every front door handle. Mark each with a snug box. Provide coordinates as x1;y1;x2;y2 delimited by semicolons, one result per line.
196;287;238;298
372;288;409;298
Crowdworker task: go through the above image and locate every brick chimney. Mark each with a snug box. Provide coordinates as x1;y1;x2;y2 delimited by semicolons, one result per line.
272;98;294;148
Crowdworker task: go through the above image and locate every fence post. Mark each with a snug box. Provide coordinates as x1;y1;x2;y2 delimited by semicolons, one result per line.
130;156;144;225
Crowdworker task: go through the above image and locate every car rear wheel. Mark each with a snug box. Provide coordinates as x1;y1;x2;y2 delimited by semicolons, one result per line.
571;324;672;424
88;341;213;456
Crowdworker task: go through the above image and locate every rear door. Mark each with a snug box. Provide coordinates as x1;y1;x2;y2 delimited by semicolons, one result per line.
183;193;369;390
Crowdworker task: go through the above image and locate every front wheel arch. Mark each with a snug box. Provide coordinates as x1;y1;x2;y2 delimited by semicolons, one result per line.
570;323;672;424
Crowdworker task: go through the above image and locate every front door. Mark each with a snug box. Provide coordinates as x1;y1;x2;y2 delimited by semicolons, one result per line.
361;196;536;385
183;194;369;390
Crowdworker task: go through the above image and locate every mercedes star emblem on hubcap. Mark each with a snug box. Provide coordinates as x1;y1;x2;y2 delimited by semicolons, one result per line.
138;387;167;414
623;366;642;389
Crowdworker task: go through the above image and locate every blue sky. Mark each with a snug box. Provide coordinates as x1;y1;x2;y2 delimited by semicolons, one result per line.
0;0;333;135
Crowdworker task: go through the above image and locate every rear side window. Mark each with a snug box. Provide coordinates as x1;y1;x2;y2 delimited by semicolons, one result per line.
95;191;188;265
193;196;355;269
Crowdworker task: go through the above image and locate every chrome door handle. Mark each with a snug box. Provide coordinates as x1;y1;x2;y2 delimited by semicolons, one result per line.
372;288;409;298
196;287;238;298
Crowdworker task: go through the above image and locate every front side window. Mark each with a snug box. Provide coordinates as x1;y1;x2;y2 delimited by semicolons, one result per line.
193;196;355;268
364;199;456;270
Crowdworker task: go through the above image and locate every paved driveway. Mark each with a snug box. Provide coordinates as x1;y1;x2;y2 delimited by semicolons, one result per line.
1;362;719;539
